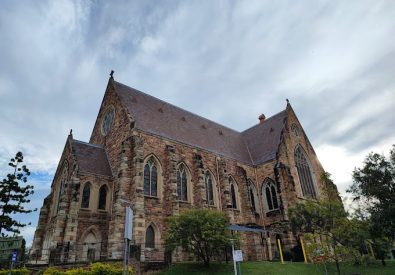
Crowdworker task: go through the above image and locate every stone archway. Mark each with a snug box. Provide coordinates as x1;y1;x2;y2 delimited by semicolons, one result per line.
80;227;102;262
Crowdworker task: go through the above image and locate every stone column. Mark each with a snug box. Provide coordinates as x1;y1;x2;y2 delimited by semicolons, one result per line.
274;162;296;220
192;152;206;207
129;134;145;261
62;167;81;262
217;158;234;222
30;196;50;262
237;166;255;224
164;144;179;216
107;138;134;259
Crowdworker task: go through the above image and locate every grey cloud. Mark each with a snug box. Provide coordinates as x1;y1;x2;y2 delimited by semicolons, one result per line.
1;0;395;244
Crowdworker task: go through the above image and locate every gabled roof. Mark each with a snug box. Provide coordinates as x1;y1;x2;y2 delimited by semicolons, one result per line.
241;110;287;164
112;80;287;165
72;140;112;177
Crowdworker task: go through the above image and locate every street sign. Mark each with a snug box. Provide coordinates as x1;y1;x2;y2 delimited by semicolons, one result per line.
11;251;17;262
233;250;243;262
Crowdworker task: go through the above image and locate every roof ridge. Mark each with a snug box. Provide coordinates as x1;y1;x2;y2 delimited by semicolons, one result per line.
72;139;105;149
113;81;242;134
241;109;287;134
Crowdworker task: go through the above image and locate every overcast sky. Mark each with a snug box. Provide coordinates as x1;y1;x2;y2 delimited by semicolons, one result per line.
1;0;394;246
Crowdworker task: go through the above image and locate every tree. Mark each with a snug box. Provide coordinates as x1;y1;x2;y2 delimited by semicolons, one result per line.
289;172;368;275
0;152;35;235
164;208;231;266
348;145;395;265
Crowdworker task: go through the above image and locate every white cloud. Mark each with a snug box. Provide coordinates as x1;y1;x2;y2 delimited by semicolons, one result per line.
0;0;394;244
316;135;395;197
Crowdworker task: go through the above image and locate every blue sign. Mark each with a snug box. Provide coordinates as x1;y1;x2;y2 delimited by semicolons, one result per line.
11;251;17;262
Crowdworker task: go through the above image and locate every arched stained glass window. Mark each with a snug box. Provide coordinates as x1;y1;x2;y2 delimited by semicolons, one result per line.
205;171;214;205
262;178;279;212
265;187;273;210
98;185;108;210
295;146;317;198
144;164;150;195
229;177;237;209
151;165;157;197
101;106;115;136
81;183;91;208
177;164;188;201
271;185;279;209
144;158;158;197
145;225;155;248
291;124;300;137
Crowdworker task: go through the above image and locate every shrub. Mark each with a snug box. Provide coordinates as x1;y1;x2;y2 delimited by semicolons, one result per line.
43;263;133;275
65;268;90;275
43;267;63;275
0;268;30;275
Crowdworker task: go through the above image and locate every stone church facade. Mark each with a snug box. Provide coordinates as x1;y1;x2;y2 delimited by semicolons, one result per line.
31;75;331;263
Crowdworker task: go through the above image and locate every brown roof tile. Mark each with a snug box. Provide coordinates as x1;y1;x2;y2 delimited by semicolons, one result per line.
72;140;112;177
113;80;287;165
241;110;287;164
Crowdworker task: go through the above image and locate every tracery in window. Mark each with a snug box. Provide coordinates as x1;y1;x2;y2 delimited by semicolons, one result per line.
81;182;91;208
101;106;115;136
295;146;317;198
229;177;237;209
291;124;300;137
144;158;158;197
145;225;155;248
205;171;215;206
262;178;279;212
177;164;188;201
98;185;108;210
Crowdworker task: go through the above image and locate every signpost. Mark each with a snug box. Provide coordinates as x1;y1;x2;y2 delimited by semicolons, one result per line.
8;251;17;275
233;250;243;262
231;239;243;275
123;206;133;275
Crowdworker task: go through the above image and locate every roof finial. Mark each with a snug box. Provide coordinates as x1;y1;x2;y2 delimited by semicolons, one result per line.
110;70;114;79
69;129;73;136
286;98;289;104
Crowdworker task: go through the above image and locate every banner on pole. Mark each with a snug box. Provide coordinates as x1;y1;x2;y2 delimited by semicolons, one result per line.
124;207;133;240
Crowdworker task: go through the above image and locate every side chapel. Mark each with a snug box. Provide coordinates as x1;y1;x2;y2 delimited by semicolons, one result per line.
31;74;332;263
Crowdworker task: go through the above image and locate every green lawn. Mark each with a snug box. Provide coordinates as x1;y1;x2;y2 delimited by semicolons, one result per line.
158;261;395;275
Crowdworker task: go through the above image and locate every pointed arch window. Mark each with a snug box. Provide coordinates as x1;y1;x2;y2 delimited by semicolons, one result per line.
262;178;279;212
291;124;300;137
145;225;155;248
177;164;188;201
205;171;214;205
98;185;108;210
295;146;317;198
144;158;158;197
229;177;237;209
81;182;91;209
56;163;68;214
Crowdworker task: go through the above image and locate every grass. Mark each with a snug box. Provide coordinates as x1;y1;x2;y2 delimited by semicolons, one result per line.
158;260;395;275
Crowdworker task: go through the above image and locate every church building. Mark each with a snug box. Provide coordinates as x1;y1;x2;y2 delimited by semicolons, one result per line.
31;74;330;263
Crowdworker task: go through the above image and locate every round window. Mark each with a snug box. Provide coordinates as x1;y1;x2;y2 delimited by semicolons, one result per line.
101;106;115;135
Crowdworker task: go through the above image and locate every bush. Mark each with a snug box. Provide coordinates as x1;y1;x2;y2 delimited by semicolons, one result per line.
0;268;29;275
43;263;133;275
65;268;90;275
43;267;63;275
